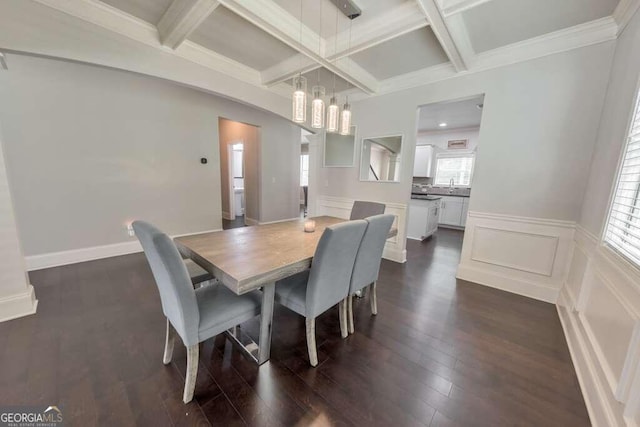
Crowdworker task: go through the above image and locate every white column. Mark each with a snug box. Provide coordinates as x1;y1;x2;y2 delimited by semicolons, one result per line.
0;123;37;322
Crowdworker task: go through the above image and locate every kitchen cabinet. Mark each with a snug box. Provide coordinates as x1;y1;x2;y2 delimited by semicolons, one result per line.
407;198;441;240
461;197;469;227
438;196;466;227
413;145;434;177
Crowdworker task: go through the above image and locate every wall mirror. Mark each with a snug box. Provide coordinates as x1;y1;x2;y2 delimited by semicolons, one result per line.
360;135;403;182
323;126;356;167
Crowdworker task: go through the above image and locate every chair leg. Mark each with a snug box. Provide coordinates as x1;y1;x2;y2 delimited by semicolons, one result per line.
163;318;175;365
306;317;318;367
338;299;348;338
347;295;355;335
183;344;199;403
370;282;378;315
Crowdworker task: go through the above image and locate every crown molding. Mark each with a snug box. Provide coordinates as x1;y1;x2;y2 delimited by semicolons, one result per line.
613;0;640;35
472;16;618;71
32;0;266;88
368;16;618;99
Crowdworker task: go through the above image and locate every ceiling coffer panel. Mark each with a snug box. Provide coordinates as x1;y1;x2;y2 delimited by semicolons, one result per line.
100;0;173;25
351;27;449;80
189;6;299;71
462;0;619;53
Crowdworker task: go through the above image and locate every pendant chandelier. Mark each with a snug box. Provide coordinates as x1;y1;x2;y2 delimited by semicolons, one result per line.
291;0;307;124
310;1;325;129
291;0;356;134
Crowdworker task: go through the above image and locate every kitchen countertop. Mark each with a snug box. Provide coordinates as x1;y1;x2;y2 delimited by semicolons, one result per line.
410;194;442;201
411;192;469;199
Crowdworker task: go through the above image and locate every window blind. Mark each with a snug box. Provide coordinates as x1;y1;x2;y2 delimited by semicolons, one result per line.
605;88;640;268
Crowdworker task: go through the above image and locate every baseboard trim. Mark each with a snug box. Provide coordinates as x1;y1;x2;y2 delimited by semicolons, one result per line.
383;247;407;264
245;217;259;226
25;228;223;271
0;285;38;322
259;217;300;225
557;288;620;427
457;263;559;303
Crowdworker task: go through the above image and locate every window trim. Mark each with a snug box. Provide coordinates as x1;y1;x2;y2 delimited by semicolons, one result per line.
433;151;476;188
602;76;640;271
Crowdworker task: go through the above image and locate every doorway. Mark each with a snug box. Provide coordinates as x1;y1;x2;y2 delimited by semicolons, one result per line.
218;118;260;230
407;95;485;257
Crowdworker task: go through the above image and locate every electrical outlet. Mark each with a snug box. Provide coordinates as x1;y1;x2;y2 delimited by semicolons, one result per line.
126;223;135;237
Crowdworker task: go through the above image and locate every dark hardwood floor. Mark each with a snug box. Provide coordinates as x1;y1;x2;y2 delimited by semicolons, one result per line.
223;215;246;230
0;229;589;426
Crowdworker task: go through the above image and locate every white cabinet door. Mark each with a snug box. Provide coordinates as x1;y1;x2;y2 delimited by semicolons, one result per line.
461;198;469;227
407;201;429;239
413;145;433;177
439;197;464;226
426;201;440;236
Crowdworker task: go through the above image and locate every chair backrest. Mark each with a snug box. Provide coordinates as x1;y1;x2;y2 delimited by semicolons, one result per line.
306;220;368;318
350;201;385;220
350;214;395;294
132;221;200;346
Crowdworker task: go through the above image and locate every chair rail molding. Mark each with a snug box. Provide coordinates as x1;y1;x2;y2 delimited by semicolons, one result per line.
315;195;407;264
558;225;640;427
456;210;575;303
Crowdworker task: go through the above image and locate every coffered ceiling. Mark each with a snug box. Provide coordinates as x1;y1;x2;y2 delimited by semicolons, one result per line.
7;0;640;104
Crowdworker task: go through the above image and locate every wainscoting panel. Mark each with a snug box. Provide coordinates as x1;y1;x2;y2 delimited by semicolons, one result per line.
457;211;575;303
558;225;640;427
315;195;407;263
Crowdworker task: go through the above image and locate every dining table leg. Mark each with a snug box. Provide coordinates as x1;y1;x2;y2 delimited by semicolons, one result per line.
258;282;276;364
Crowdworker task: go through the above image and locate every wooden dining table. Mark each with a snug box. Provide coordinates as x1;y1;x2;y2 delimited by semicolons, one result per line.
174;216;347;365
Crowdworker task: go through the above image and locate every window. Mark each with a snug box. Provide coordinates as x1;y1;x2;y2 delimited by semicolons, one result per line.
605;87;640;268
300;154;309;186
434;154;475;187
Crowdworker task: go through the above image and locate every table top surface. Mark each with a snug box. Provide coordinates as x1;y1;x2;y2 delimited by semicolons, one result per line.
175;216;346;295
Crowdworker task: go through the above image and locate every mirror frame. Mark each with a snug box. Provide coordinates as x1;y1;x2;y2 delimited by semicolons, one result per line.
359;133;404;183
323;126;357;168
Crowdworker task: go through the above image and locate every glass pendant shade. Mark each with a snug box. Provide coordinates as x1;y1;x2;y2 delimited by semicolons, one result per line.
326;96;339;133
292;75;307;123
339;102;352;135
311;86;325;129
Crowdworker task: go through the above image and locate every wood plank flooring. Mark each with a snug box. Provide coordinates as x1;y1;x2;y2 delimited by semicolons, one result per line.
0;229;590;426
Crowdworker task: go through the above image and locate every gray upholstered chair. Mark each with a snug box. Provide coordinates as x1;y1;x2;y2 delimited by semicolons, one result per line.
350;200;386;220
274;220;368;367
347;214;395;334
132;221;261;403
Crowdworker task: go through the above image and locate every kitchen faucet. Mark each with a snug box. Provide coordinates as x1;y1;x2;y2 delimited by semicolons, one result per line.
449;178;455;193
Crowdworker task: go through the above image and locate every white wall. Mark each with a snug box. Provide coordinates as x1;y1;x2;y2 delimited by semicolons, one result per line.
0;54;300;261
318;42;614;221
314;42;614;277
558;9;640;427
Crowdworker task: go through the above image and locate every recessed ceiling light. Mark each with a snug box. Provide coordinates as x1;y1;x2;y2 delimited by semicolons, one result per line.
438;122;447;127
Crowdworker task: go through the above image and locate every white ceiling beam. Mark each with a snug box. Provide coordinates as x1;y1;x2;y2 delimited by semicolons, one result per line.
261;3;427;87
440;0;496;17
416;0;468;71
261;54;319;87
218;0;378;94
157;0;220;49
